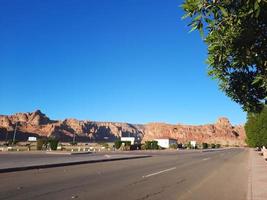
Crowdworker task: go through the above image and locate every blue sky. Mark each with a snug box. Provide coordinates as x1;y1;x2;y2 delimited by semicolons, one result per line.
0;0;246;125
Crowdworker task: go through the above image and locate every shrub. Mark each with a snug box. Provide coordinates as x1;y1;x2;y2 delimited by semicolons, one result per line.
186;142;192;149
114;140;122;149
202;143;208;149
37;138;48;150
152;141;159;149
215;144;221;148
48;137;59;150
130;144;141;150
144;141;150;150
245;107;267;148
170;143;178;149
99;142;109;149
123;145;131;151
211;143;216;149
177;143;183;149
144;141;159;150
141;144;146;150
122;141;131;147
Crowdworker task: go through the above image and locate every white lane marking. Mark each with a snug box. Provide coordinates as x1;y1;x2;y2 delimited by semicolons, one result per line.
202;157;211;161
104;155;111;158
142;167;176;178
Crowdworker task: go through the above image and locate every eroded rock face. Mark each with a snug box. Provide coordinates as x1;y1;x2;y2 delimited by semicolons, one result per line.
0;111;246;145
142;118;245;146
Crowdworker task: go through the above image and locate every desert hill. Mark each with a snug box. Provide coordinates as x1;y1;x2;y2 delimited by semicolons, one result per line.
0;110;245;145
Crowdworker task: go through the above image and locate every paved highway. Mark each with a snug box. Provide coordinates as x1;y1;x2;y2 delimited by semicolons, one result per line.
0;148;249;200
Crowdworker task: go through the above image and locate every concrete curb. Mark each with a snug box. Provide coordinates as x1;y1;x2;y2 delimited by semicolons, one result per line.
202;148;228;153
45;151;93;155
0;155;151;173
247;149;253;200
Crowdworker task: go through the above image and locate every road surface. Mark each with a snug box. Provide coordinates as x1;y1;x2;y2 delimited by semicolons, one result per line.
0;148;249;200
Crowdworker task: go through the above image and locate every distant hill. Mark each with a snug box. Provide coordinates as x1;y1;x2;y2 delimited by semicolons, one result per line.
0;110;246;145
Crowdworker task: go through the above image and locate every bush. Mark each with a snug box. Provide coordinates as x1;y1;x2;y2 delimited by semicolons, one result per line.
211;143;216;149
114;140;122;149
186;142;192;149
130;144;141;150
141;144;146;150
122;141;131;147
245;107;267;147
37;138;48;150
177;143;183;149
48;137;59;150
144;141;159;150
99;142;109;149
170;143;178;149
202;143;208;149
215;144;221;148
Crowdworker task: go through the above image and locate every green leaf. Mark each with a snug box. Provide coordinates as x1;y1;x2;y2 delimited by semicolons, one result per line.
194;15;201;21
189;25;198;32
255;7;261;17
254;1;259;9
218;6;228;17
181;12;191;20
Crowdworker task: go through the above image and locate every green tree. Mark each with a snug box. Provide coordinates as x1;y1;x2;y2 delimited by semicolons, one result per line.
202;142;208;149
114;140;122;149
245;106;267;147
144;141;159;150
48;137;59;150
182;0;267;112
36;138;48;150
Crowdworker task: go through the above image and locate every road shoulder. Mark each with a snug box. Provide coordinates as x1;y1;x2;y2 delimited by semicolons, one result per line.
248;148;267;200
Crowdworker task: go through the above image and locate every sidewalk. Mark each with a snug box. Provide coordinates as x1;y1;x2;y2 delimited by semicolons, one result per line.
0;153;150;173
248;149;267;200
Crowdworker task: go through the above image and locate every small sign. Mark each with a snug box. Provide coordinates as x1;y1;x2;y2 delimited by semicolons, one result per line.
28;137;37;142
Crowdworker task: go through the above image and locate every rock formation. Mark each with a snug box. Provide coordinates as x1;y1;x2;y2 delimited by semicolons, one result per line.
0;110;246;145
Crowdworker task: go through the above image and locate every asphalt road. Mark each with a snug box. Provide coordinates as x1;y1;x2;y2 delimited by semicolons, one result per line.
0;148;249;200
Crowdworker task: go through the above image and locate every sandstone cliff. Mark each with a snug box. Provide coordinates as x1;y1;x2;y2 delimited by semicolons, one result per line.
0;110;245;145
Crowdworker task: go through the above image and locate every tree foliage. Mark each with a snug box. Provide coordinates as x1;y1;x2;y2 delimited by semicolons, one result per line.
37;138;48;150
245;106;267;147
114;140;122;149
144;141;159;150
182;0;267;112
48;137;59;150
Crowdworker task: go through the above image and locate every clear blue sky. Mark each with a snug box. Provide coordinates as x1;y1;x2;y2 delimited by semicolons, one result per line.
0;0;246;125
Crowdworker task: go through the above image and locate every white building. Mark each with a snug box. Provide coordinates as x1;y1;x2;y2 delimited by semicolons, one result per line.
120;137;135;145
154;138;177;149
28;137;37;142
190;141;197;148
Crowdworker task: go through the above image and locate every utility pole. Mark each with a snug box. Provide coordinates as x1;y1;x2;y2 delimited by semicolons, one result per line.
12;122;18;145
